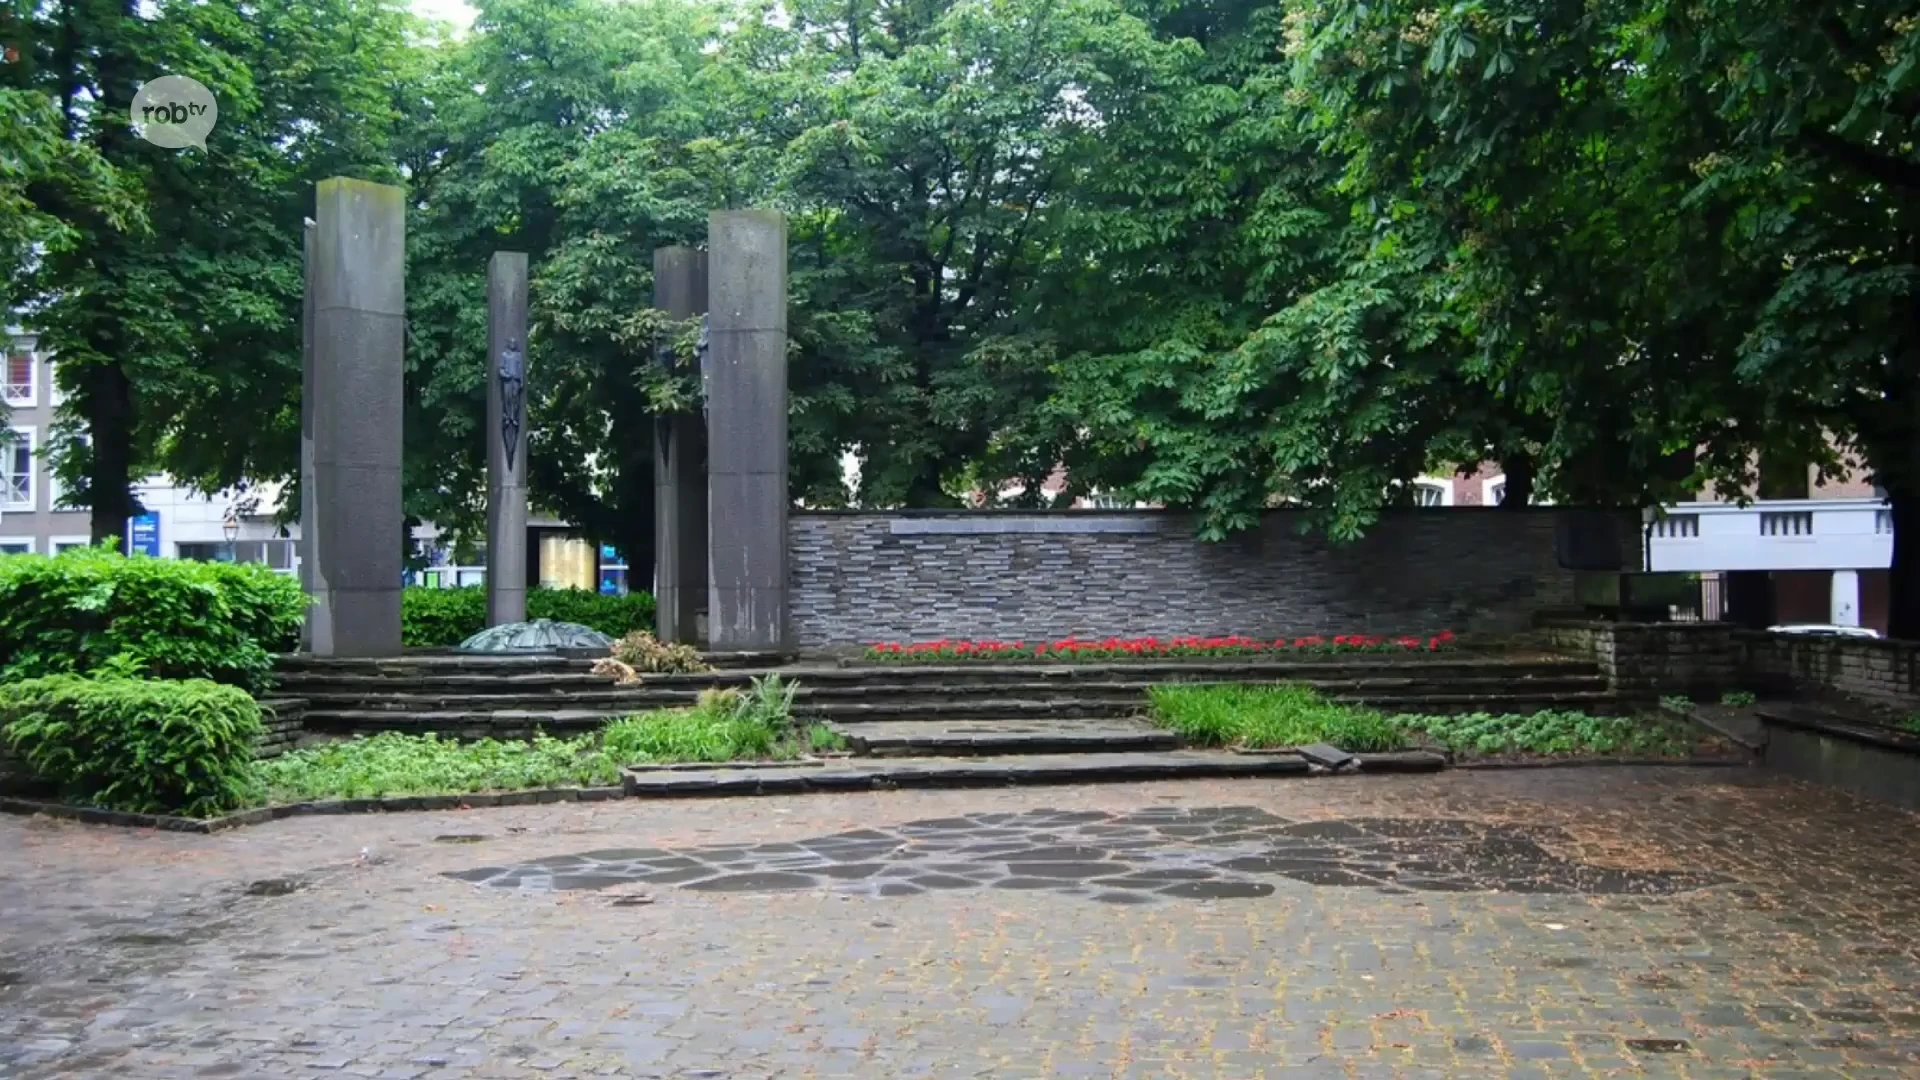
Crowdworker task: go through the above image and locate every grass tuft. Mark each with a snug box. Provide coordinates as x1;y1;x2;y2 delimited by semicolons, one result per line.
1148;683;1405;752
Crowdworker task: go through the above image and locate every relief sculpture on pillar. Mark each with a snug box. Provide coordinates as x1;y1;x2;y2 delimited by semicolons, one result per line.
498;336;525;470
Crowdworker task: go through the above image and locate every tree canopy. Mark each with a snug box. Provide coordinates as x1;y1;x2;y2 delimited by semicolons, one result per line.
10;0;1920;634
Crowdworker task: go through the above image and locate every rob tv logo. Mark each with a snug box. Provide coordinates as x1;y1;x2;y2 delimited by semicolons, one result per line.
131;75;218;150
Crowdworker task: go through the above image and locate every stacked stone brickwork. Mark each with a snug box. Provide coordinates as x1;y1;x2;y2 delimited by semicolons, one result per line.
1543;622;1747;700
1748;635;1920;710
1546;620;1920;711
255;697;308;758
789;509;1629;649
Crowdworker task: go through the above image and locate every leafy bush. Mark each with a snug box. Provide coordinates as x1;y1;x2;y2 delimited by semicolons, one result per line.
1719;690;1757;707
0;548;304;691
1147;683;1405;752
531;588;655;636
259;731;619;801
1390;710;1692;757
610;630;710;673
0;675;264;817
400;587;658;647
602;674;818;763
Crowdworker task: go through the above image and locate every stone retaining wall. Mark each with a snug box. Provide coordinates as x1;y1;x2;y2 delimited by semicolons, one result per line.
790;509;1635;648
1544;620;1920;710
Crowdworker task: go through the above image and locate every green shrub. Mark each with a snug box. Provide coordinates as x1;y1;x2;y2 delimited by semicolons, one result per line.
0;675;264;817
530;588;655;637
1147;683;1405;752
610;630;709;673
0;548;305;691
400;587;487;648
259;731;618;801
1720;690;1757;707
400;587;658;647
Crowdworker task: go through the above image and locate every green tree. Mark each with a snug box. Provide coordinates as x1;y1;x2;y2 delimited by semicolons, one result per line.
11;0;415;544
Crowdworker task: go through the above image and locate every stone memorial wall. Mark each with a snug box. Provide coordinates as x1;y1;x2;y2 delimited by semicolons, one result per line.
788;509;1628;648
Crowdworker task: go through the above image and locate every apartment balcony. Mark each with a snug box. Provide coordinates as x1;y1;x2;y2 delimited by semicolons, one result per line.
1648;498;1892;573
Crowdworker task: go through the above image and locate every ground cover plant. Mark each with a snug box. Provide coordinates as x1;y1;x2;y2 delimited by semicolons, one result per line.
1394;710;1695;758
1147;682;1702;758
867;633;1456;662
259;731;621;801
257;675;835;804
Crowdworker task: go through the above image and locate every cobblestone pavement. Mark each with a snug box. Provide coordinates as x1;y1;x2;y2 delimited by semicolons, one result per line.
3;767;1920;1079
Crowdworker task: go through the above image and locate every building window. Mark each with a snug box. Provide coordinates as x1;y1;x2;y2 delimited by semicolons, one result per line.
1412;481;1449;507
0;539;32;556
3;427;33;509
50;537;90;555
177;539;295;568
3;352;33;407
1085;492;1133;510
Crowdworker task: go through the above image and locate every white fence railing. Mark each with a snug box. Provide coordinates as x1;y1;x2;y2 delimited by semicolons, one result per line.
1649;498;1891;573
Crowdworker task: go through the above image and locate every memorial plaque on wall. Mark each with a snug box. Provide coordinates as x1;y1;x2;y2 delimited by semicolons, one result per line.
1553;511;1629;571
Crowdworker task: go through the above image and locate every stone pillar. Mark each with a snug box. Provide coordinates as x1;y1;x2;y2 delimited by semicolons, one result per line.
705;210;789;652
1831;569;1861;627
299;220;318;652
308;177;405;656
653;246;709;645
486;252;530;627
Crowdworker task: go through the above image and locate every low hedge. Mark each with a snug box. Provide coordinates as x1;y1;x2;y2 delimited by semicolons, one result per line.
402;586;657;647
0;547;305;691
0;676;264;817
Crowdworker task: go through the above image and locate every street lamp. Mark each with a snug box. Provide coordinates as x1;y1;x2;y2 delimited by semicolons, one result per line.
222;508;239;563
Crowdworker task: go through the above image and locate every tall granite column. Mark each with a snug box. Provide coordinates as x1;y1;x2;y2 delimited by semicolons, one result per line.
308;178;405;656
299;219;318;652
705;211;790;652
486;252;530;627
653;246;709;644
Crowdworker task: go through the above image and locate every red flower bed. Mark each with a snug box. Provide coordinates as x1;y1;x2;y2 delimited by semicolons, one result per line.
863;632;1457;662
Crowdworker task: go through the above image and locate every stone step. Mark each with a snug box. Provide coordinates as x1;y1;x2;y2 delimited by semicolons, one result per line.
277;674;1609;710
622;749;1449;797
302;685;1628;737
274;656;1600;685
828;718;1183;757
1318;690;1627;715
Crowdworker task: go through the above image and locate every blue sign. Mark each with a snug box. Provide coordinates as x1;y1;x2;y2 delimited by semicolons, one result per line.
126;513;161;558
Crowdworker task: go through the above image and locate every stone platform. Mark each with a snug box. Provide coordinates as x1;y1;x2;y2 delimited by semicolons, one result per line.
271;654;1628;750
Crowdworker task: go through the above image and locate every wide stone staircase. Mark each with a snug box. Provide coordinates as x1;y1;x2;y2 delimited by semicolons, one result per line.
272;653;1623;756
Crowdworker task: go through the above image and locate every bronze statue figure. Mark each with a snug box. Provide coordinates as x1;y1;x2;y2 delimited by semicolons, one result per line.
498;336;525;470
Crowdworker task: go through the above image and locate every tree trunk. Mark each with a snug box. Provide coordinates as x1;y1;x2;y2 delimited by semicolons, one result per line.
1497;451;1535;509
85;360;139;546
1888;488;1920;640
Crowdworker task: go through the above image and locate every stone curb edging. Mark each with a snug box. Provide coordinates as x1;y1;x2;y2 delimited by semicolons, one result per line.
0;786;628;834
0;751;1745;831
619;750;1449;797
1449;758;1750;772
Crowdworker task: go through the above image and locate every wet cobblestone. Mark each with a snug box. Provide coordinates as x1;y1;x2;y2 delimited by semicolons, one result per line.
2;767;1919;1078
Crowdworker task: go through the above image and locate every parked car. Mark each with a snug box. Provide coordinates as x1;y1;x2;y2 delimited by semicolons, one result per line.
1765;624;1882;639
